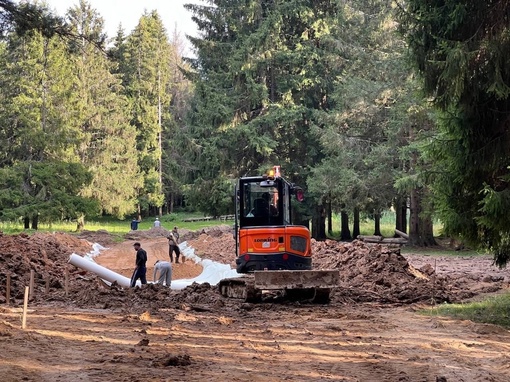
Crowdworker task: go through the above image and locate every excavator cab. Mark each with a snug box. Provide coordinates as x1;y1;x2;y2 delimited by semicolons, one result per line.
234;166;312;273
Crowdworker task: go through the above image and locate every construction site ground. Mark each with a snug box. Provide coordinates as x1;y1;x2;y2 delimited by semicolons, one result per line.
1;225;509;381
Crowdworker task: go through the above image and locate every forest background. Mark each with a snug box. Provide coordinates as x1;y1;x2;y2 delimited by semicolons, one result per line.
1;0;510;266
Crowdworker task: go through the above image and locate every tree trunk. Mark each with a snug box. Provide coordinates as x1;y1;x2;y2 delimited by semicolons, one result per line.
409;187;420;245
401;203;407;233
340;210;352;241
409;187;436;246
24;216;30;229
311;204;326;240
420;212;436;246
352;207;360;239
76;215;84;232
374;212;381;236
327;198;332;234
395;195;408;234
31;215;38;230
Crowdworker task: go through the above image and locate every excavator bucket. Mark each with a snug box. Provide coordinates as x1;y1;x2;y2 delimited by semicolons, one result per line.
253;270;339;289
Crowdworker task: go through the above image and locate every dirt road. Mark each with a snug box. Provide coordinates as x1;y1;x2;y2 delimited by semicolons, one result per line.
1;298;509;381
1;230;509;381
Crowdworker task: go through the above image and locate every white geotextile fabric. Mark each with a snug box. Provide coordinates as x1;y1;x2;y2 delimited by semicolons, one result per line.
171;241;241;290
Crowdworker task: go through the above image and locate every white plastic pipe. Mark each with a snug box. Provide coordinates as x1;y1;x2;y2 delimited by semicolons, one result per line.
68;253;133;288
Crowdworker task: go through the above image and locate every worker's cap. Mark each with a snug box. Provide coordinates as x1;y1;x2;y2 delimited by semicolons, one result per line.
133;242;141;247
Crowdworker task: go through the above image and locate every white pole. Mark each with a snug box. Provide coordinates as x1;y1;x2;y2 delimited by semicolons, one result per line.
22;286;29;329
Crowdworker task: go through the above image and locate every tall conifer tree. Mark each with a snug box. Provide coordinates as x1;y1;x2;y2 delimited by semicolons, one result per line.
398;0;510;263
0;25;96;225
66;0;141;219
121;10;173;214
184;0;342;223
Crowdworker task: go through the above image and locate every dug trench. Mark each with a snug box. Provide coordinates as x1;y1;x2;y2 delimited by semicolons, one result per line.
0;225;509;381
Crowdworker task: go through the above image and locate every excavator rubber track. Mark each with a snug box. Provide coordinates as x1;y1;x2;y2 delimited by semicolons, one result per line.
218;276;262;302
218;269;339;304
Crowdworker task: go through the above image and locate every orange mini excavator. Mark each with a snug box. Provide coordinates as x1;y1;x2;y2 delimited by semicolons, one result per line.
218;166;338;303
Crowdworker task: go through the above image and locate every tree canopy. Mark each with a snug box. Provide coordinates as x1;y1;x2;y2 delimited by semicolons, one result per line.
398;0;510;265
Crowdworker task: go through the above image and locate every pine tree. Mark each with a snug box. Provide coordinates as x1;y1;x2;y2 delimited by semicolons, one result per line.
184;0;342;225
398;0;510;264
121;10;173;215
0;25;97;225
66;0;141;219
0;28;79;164
162;27;194;213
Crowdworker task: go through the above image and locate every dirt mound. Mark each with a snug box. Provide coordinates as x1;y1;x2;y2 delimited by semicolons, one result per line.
75;229;119;246
0;231;93;302
311;240;439;303
185;231;509;304
186;228;237;267
123;225;233;243
57;279;225;313
125;226;173;240
0;228;231;311
1;227;509;310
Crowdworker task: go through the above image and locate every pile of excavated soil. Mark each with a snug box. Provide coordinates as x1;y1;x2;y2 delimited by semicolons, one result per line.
122;225;232;243
0;231;94;302
1;226;509;311
312;239;444;303
186;229;510;304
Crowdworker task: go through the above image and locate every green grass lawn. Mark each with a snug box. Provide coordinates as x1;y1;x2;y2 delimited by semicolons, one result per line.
421;293;510;329
0;211;229;235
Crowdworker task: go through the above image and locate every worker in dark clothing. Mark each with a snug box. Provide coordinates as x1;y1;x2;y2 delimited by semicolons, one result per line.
130;242;147;287
172;226;180;243
131;217;141;230
168;233;181;263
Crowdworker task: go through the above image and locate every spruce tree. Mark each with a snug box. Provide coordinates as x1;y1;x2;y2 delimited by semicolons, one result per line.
66;0;141;219
121;10;173;215
0;25;96;225
184;0;342;225
398;0;510;264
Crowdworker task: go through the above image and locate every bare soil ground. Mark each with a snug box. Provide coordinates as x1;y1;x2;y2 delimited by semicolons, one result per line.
1;226;509;381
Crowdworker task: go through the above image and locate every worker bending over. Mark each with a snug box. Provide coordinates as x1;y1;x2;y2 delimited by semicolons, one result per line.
153;260;172;287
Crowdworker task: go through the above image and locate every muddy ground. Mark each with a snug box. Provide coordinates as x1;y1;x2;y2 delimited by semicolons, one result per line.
0;226;509;381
